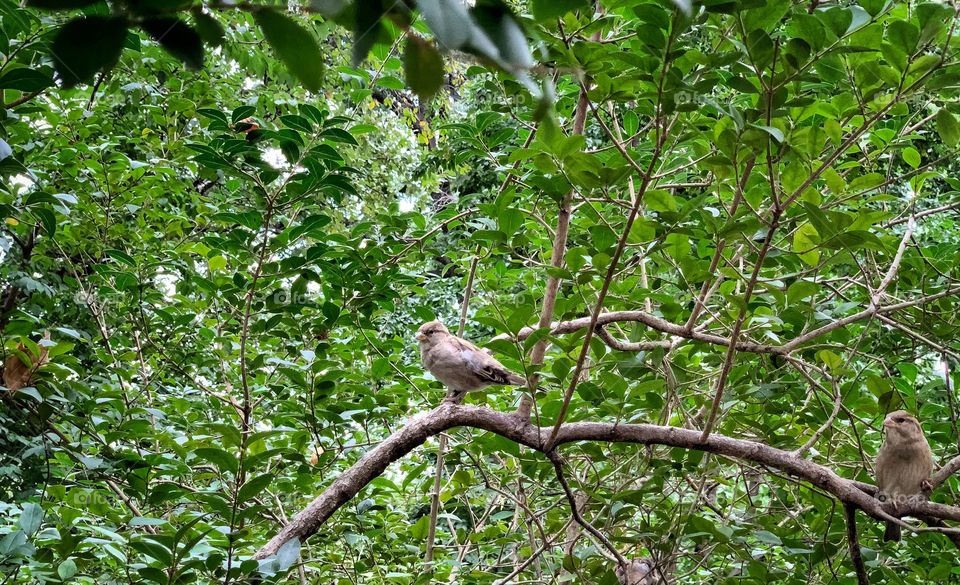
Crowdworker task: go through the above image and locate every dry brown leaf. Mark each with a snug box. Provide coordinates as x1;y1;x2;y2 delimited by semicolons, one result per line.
2;335;50;393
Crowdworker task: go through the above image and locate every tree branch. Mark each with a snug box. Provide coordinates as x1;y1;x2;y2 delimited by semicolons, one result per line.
2;89;44;109
931;455;960;490
844;504;869;585
700;209;782;441
252;404;956;567
497;281;960;358
520;41;595;420
594;325;672;352
548;451;625;566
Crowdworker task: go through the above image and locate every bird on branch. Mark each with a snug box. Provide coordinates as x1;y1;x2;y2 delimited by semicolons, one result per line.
875;409;934;542
417;320;526;403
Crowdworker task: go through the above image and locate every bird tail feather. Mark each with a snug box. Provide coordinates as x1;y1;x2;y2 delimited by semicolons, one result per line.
884;521;901;542
508;373;526;385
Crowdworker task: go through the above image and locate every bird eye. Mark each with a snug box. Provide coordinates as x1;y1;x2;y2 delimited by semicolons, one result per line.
895;417;905;423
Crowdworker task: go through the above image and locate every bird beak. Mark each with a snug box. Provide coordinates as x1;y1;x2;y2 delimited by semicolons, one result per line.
882;418;895;429
416;332;427;341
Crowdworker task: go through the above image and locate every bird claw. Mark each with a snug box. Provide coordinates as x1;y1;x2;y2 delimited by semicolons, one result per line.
442;389;466;404
921;479;933;494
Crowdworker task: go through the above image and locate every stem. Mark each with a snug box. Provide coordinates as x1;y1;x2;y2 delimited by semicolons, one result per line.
518;74;593;420
699;209;782;441
844;504;869;585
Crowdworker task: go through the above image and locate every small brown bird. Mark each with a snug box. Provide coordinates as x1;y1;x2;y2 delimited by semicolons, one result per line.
875;410;934;541
616;558;654;584
417;321;525;402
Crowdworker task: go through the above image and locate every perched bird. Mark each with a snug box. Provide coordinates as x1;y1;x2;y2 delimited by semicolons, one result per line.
416;320;526;402
875;410;934;542
616;558;654;584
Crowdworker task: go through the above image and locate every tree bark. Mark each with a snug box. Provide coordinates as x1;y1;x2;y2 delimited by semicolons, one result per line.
253;404;957;564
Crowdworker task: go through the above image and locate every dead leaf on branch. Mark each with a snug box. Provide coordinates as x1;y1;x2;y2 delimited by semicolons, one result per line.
2;333;50;393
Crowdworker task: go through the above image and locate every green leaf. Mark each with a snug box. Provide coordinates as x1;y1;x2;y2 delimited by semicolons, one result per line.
404;37;444;100
280;114;313;133
322;301;340;324
208;255;227;271
936;109;960;147
58;559;77;580
628;219;656;244
16;387;42;402
51;16;128;88
192;11;225;46
33;207;57;236
817;349;843;373
822;167;846;195
351;0;385;65
750;124;784;143
753;530;782;546
644;189;677;213
499;208;523;236
130;517;167;527
664;233;689;260
793;223;820;266
237;473;274;502
530;0;589;21
231;105;256;124
0;530;27;556
106;249;136;266
194;447;238;473
26;0;100;9
131;539;173;565
418;0;473;49
410;514;430;540
886;20;919;54
902;146;920;169
140;17;203;69
0;67;54;92
320;127;359;145
18;503;43;534
858;0;886;16
253;9;324;92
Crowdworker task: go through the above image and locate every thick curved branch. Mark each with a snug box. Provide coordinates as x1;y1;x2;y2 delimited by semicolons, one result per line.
253;404;960;564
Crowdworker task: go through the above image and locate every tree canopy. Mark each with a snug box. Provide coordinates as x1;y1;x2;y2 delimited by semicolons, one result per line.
2;0;960;583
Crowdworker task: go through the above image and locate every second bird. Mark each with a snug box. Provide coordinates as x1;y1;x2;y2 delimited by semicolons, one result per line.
875;409;934;542
417;320;526;402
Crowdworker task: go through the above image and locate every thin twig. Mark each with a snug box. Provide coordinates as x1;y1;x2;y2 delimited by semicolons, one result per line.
844;504;869;585
699;208;782;441
548;451;625;566
385;208;478;266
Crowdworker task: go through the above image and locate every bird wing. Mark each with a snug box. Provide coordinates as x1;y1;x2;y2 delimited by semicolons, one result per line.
453;337;525;386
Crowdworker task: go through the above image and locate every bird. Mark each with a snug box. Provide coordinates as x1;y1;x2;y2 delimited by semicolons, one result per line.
416;320;526;402
875;409;934;542
616;558;654;584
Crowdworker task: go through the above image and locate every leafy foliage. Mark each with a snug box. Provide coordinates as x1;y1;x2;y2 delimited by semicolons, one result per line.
1;0;960;583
